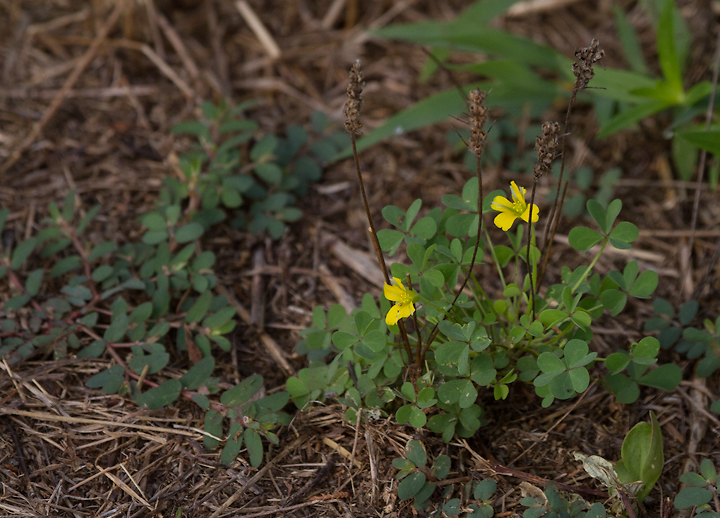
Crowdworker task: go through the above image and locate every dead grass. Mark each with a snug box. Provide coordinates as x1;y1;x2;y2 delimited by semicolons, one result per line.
1;1;719;517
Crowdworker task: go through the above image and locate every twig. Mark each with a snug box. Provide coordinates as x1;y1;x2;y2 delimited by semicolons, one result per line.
235;0;281;60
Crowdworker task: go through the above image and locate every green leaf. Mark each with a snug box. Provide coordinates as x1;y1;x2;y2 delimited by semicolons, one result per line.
255;163;283;184
619;411;663;503
475;479;497;500
251;135;278;161
203;306;236;329
104;314;129;343
244;428;263;467
630;270;658;298
77;205;101;235
50;255;82;277
568;227;604;251
128;344;170;374
221;374;263;407
220;425;244;463
78;339;105;358
377;229;405;253
656;0;684;95
609;222;639;244
92;265;114;282
638;363;682;391
11;238;38;270
186;290;212;323
142;212;167;231
24;269;43;296
677;128;720;155
674;486;713;510
597;99;673;138
85;365;125;394
171;120;211;140
203;409;222;449
397;472;426;500
175;222;204;243
135;379;181;409
537;352;565;373
612;4;648;74
700;458;717;483
606;352;631;373
433;455;451;480
406;439;427;467
180;356;215;390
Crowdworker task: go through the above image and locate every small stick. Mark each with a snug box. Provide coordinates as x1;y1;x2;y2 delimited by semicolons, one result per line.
235;0;281;60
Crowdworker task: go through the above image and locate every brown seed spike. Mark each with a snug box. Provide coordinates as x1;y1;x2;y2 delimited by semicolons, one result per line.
467;89;489;156
344;60;365;136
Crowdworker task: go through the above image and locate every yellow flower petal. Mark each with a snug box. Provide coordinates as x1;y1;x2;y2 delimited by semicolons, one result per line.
386;304;402;325
490;195;513;212
521;203;540;224
384;277;406;302
510;181;525;203
397;302;414;320
494;211;516;231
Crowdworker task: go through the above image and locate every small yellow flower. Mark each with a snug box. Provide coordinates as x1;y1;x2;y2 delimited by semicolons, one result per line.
490;181;540;231
383;277;417;326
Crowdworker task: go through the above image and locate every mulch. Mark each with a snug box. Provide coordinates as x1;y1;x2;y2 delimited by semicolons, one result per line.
1;1;719;516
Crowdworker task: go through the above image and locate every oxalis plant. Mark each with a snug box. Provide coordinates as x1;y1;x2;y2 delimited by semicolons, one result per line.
290;45;682;509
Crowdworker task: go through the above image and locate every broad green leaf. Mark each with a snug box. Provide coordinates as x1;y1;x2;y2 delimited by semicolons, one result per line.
656;0;683;95
221;374;263;407
397;472;426;500
638;363;682;391
406;439;427;467
677;127;720;155
568;227;603;251
537;352;566;372
104;314;129;343
220;425;244;464
85;365;125;394
175;222;204;243
619;411;663;502
186;290;212;323
203;409;223;449
50;255;82;277
135;379;181;409
24;269;43;296
244;428;263;467
674;487;713;509
598;99;673;138
612;4;648;74
609;221;639;243
128;344;170;375
180;355;215;390
11;238;38;270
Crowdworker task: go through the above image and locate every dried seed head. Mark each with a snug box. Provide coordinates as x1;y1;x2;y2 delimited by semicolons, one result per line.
467;89;488;156
344;60;365;135
572;39;604;91
533;121;560;178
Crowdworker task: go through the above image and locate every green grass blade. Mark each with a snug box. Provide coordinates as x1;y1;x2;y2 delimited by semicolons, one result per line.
612;4;649;74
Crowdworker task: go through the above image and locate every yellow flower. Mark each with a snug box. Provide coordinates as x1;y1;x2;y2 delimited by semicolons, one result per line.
384;277;417;326
490;181;540;231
